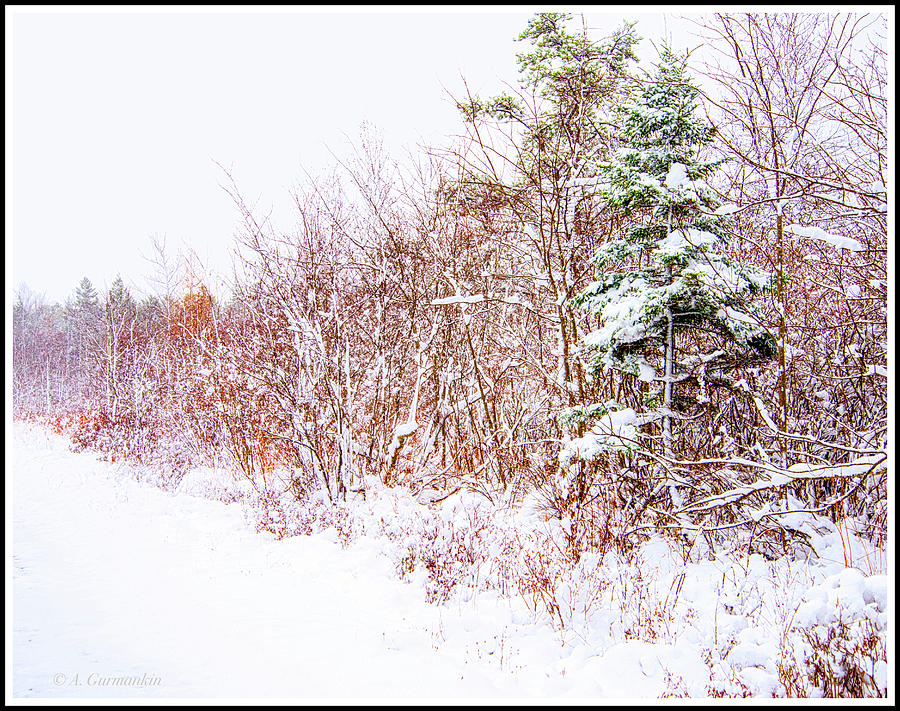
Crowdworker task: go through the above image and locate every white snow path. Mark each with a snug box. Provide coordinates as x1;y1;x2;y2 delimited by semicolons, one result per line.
9;423;589;700
10;423;890;700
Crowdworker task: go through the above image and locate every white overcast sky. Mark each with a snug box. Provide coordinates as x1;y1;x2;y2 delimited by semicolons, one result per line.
8;6;709;304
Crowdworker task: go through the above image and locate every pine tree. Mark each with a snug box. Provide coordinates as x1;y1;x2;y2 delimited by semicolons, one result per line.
67;277;104;401
453;13;639;413
102;275;137;420
106;275;136;323
74;276;100;313
567;46;776;507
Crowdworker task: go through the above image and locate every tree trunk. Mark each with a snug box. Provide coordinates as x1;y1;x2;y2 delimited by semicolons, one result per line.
775;205;789;469
663;307;675;461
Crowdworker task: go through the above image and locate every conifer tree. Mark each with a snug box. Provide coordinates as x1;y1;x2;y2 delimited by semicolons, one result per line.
102;275;137;419
568;46;776;508
67;277;104;400
106;275;136;323
74;276;100;314
453;13;639;411
70;276;102;353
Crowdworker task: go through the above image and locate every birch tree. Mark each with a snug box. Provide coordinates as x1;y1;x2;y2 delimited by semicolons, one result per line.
695;12;887;539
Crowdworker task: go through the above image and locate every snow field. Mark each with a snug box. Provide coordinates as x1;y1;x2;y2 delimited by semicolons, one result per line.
10;422;889;699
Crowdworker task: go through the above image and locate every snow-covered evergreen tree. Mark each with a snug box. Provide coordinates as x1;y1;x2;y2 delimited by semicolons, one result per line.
566;47;776;493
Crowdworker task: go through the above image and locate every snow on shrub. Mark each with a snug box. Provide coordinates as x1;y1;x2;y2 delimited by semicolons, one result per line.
777;568;887;697
31;415;889;699
230;456;889;700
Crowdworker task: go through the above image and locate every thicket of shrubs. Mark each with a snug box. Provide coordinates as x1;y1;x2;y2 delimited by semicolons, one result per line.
12;12;887;698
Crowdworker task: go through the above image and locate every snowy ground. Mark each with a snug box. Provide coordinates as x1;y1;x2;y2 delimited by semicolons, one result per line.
9;422;628;700
9;421;890;700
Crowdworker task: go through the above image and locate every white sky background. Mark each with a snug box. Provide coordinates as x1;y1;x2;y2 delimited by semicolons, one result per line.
7;7;704;305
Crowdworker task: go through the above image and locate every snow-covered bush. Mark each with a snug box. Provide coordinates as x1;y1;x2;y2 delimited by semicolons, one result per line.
777;568;888;697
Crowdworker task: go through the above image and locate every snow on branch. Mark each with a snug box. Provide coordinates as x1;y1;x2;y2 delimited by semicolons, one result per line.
431;294;486;306
785;224;864;251
675;452;887;519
